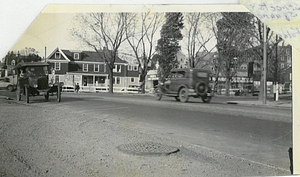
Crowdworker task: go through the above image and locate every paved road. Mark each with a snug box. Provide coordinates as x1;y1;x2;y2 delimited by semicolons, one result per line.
3;91;291;173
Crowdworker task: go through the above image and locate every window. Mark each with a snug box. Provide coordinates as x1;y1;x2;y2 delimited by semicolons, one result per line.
177;71;185;78
55;52;61;59
74;53;79;60
281;63;285;69
95;76;105;85
287;56;291;62
113;77;121;84
128;65;132;71
113;65;121;72
133;65;138;71
94;64;99;72
130;77;135;83
280;56;284;61
55;62;61;70
83;64;88;72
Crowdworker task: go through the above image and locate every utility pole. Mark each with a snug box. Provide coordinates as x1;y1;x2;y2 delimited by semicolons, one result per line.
263;24;267;105
45;47;47;62
274;35;279;101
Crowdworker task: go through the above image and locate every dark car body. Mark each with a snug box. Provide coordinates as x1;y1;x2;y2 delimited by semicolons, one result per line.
15;62;63;103
154;68;213;103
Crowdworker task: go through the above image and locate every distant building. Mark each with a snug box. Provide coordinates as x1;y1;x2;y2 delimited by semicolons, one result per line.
176;50;188;69
47;47;140;93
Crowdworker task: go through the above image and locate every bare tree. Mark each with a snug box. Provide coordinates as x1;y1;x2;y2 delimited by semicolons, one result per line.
72;13;134;93
184;12;216;68
216;12;256;96
125;12;164;93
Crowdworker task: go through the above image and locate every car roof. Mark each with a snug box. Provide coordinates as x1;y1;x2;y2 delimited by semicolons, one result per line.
15;62;50;68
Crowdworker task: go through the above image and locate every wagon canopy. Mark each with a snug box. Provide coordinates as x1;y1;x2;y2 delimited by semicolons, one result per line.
15;62;50;75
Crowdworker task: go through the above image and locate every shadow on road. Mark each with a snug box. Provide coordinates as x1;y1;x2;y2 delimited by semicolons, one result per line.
0;90;85;103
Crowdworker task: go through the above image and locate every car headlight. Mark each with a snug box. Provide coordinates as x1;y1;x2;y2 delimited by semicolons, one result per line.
48;84;53;87
33;84;38;88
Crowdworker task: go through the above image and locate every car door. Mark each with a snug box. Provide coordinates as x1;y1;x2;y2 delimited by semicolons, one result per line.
174;71;186;91
168;71;177;93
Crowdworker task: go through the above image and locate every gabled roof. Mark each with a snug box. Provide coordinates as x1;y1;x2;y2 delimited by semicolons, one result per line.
48;48;127;64
47;47;71;61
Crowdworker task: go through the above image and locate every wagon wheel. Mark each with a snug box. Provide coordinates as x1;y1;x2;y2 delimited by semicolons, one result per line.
16;85;21;101
44;92;49;101
154;87;162;101
201;95;211;103
57;86;61;102
25;86;29;103
179;88;189;103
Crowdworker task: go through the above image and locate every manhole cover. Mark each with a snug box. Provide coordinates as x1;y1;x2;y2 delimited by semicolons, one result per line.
117;142;179;156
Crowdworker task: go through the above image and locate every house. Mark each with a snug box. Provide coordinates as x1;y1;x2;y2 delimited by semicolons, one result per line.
47;48;140;92
176;50;188;69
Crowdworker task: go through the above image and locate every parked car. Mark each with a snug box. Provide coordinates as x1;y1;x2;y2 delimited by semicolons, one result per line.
154;68;213;103
0;77;16;91
15;62;63;103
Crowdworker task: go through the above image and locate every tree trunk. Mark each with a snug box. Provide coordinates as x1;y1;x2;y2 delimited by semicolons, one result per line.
225;77;230;96
108;67;114;94
140;71;147;94
213;67;220;94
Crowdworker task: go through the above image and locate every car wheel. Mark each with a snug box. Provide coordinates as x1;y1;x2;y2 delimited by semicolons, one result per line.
179;88;189;103
44;93;49;101
57;86;61;102
25;86;29;103
175;97;180;101
201;95;211;103
16;85;21;101
6;85;14;92
154;87;162;101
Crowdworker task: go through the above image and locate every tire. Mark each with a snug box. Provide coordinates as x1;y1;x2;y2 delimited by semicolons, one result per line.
6;85;14;92
195;82;206;95
57;86;61;102
16;85;21;101
201;95;211;103
179;88;189;103
175;97;180;101
44;93;49;101
25;86;29;103
154;87;162;101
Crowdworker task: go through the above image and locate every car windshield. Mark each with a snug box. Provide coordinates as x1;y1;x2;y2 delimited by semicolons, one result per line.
25;66;49;76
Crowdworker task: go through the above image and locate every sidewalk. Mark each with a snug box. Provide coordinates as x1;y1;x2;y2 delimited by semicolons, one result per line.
226;99;292;109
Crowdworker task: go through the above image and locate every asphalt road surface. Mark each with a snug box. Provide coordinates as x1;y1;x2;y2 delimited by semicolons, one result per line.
0;91;292;176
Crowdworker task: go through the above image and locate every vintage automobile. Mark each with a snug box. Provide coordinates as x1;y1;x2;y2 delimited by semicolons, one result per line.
0;77;16;92
15;62;63;103
154;68;213;103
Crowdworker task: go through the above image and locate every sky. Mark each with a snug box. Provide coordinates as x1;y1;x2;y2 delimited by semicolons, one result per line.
10;13;77;58
2;1;243;61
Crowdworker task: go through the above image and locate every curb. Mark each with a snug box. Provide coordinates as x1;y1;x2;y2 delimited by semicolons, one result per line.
226;101;292;109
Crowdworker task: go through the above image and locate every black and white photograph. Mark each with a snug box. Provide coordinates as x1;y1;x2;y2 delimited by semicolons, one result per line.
0;3;297;177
